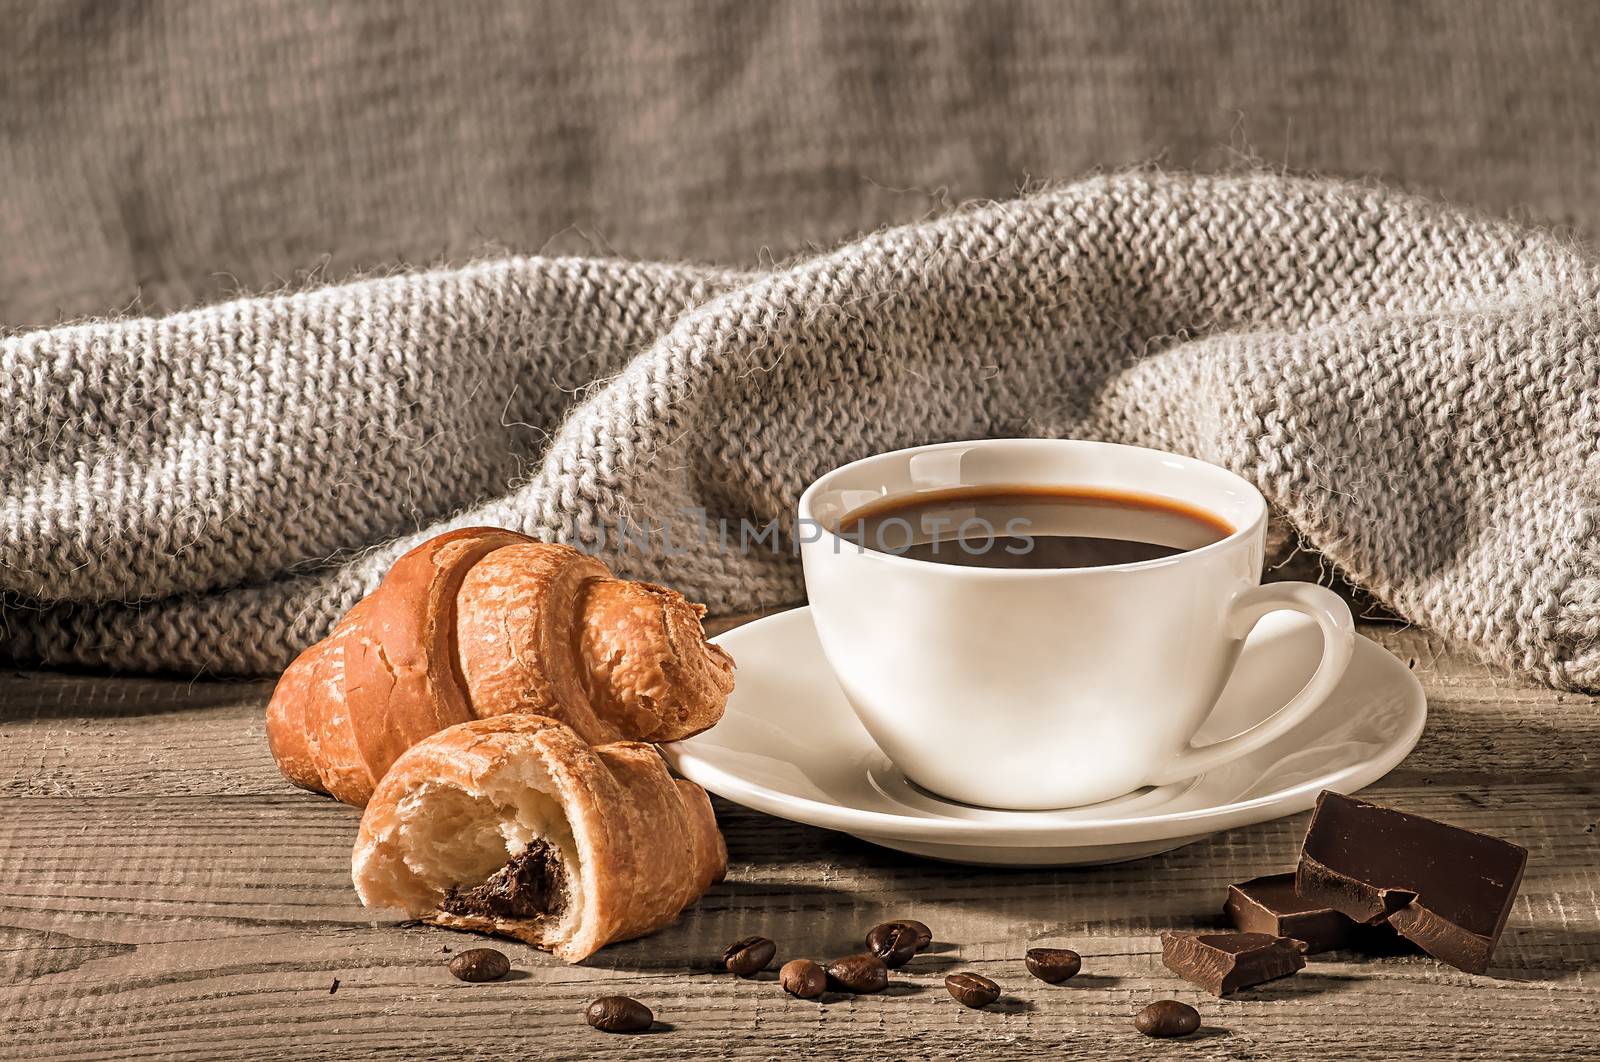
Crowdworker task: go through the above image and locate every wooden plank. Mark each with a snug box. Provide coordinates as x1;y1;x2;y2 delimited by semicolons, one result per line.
1;788;1595;1061
1;620;1597;1060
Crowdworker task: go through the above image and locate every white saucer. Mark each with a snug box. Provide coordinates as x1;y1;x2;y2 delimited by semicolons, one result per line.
662;607;1426;866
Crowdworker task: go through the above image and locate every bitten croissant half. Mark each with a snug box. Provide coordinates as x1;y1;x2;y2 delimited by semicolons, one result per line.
267;528;735;806
353;716;726;962
356;713;726;959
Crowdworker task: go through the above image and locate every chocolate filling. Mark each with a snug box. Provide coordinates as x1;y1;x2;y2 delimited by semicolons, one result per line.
440;840;567;921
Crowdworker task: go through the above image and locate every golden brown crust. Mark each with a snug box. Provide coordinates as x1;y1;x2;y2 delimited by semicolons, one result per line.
263;648;321;793
578;579;736;742
341;528;525;789
265;528;527;805
453;542;621;742
590;742;727;944
304;623;368;803
351;716;726;962
265;528;734;806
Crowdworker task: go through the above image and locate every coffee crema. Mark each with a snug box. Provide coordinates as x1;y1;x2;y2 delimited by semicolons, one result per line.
835;484;1234;569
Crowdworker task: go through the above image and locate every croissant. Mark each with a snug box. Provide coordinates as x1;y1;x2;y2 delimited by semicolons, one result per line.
352;715;726;962
266;527;735;806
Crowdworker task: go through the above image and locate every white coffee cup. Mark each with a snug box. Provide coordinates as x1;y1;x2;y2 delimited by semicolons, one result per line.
798;439;1354;810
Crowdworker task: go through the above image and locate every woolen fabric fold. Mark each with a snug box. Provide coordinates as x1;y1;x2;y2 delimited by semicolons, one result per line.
4;173;1598;688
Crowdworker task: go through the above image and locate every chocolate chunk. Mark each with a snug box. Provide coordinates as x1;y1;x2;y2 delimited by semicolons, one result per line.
440;840;566;921
1225;872;1362;953
1160;931;1306;996
1226;872;1410;955
1295;791;1527;974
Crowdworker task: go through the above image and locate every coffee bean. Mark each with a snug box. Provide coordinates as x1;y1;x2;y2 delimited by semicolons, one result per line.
722;935;777;977
885;918;932;950
1024;947;1082;983
779;958;827;999
825;953;889;994
1134;999;1201;1038
944;972;1001;1008
865;922;920;968
447;947;510;982
585;995;653;1033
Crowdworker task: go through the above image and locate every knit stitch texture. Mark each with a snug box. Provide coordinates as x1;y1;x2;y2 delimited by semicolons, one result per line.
4;173;1599;687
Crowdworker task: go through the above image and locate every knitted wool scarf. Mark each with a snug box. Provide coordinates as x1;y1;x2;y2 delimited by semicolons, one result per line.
4;173;1598;687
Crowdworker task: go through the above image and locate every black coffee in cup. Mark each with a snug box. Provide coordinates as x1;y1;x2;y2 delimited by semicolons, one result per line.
837;485;1233;569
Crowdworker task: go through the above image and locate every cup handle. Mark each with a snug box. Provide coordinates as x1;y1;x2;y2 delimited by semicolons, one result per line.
1146;581;1356;786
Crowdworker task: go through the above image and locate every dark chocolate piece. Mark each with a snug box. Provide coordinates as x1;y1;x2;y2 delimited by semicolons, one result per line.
439;840;566;920
1225;872;1361;953
1225;872;1412;955
1295;791;1527;975
1160;931;1306;996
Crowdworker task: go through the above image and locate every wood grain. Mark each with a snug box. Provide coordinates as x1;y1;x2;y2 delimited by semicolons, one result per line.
2;620;1597;1060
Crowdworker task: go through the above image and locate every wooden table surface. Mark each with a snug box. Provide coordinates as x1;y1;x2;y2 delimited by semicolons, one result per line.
3;615;1597;1060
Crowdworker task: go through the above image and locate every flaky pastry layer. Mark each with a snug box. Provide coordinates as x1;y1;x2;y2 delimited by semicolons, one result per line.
352;715;726;962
